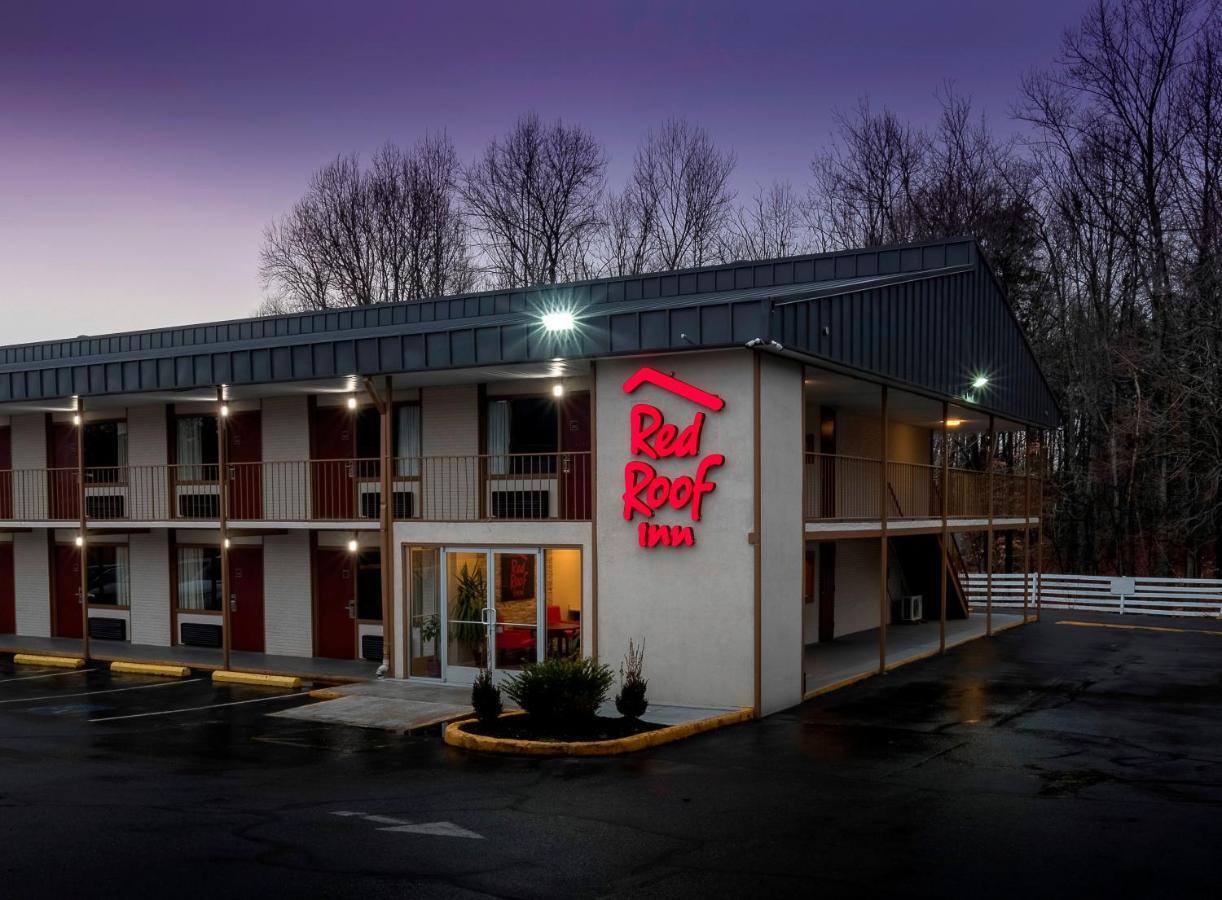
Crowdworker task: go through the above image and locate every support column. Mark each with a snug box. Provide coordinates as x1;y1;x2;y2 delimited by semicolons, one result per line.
939;400;949;654
218;388;231;671
77;398;90;660
1036;428;1046;621
1021;427;1032;622
985;415;995;637
364;377;394;677
878;385;888;675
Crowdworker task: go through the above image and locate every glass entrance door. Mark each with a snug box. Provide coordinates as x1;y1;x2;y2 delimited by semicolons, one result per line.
438;547;543;684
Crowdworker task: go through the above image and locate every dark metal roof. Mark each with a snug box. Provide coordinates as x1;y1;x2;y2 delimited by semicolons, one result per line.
0;237;1059;427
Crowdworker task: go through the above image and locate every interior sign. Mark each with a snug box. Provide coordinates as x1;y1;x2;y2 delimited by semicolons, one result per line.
621;366;725;548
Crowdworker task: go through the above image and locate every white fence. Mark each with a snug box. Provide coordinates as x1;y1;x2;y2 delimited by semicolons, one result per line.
966;573;1222;619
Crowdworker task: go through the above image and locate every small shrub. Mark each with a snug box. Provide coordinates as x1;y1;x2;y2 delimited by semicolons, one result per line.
503;657;614;725
471;669;503;724
615;640;649;721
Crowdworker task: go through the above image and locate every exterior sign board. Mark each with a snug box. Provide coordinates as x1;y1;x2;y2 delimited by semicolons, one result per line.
621;366;725;549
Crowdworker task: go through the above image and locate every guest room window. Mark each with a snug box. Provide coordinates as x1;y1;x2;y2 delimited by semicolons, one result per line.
176;416;218;481
177;546;221;611
356;405;421;477
356;550;383;620
86;545;130;608
486;397;558;474
83;421;127;480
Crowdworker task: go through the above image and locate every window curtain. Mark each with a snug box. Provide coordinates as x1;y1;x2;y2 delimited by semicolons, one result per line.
112;546;131;608
177;418;203;481
115;422;129;468
177;547;210;610
395;405;421;477
486;401;511;475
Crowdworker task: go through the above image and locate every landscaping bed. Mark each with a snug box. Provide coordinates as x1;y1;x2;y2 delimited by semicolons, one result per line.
456;712;663;742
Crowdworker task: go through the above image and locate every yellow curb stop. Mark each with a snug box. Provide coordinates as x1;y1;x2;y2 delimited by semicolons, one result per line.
212;670;302;689
444;707;753;757
110;661;191;678
13;654;86;669
308;688;344;700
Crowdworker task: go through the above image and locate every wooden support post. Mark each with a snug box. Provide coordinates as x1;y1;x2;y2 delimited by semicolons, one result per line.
1036;428;1046;621
939;400;949;654
77;398;90;660
878;385;888;675
366;376;395;677
1021;427;1032;622
985;415;995;637
218;388;231;672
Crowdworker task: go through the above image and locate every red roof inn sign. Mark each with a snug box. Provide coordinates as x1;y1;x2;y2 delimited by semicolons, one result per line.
621;366;726;549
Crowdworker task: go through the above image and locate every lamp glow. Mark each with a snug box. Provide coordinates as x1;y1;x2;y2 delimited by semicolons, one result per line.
552;383;565;398
347;396;357;410
220;404;230;417
945;419;964;428
224;538;231;549
541;310;576;333
972;375;989;389
347;539;359;553
72;414;81;426
74;535;84;547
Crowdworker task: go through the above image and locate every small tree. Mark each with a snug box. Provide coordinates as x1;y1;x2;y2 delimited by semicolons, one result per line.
471;669;502;725
615;640;649;721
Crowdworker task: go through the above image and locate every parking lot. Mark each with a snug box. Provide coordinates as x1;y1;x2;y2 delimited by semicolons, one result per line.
1;611;1221;898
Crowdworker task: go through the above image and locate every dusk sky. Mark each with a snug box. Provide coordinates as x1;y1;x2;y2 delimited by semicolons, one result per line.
0;0;1090;345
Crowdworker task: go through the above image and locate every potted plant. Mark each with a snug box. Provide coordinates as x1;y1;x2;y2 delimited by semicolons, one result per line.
450;562;488;668
420;614;442;677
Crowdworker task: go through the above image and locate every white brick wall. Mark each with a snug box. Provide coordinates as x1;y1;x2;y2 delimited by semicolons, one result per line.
262;396;310;519
13;530;50;636
128;531;171;646
127;404;169;519
263;532;312;657
11;414;47;520
421;385;479;519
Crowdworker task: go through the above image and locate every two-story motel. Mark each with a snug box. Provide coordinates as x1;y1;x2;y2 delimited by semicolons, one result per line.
0;237;1056;714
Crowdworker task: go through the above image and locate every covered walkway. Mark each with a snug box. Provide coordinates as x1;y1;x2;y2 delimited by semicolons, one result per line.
803;612;1027;697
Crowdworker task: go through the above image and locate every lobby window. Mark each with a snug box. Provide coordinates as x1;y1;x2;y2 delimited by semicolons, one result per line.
82;421;127;479
487;397;558;474
176;415;219;481
86;545;130;607
356;549;383;620
177;546;221;611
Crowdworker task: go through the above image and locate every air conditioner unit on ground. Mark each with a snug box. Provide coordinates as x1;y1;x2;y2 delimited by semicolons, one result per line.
896;594;923;623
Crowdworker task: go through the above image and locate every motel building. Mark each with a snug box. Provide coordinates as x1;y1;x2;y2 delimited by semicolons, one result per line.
0;237;1056;714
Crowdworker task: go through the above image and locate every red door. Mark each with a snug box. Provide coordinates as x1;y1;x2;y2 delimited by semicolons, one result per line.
315;547;355;658
52;543;83;638
229;547;265;652
0;427;11;520
49;422;79;520
226;412;263;520
560;391;591;519
0;543;15;634
312;407;356;520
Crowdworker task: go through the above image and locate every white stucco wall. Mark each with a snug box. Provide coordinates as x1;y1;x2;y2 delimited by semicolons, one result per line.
263;531;313;657
835;538;887;636
262;395;310;520
596;350;755;711
129;530;171;645
127;404;169;519
758;354;805;714
13;530;50;636
10;414;47;520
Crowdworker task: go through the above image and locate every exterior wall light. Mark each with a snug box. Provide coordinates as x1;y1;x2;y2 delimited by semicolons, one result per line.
347;396;358;410
74;535;84;547
552;383;565;398
347;538;359;553
946;419;964;427
72;414;82;426
223;538;231;549
220;404;230;417
541;310;576;333
972;375;989;389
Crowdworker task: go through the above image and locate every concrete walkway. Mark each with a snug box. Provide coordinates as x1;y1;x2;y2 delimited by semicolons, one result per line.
803;612;1026;696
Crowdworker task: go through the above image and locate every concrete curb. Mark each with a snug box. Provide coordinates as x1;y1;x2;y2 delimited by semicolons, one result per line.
212;670;302;689
13;654;86;669
443;708;753;757
111;661;191;678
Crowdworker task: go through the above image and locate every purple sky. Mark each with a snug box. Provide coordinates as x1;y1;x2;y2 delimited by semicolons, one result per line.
0;0;1089;345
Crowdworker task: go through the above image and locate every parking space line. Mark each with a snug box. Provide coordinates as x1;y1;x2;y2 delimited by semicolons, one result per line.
1057;619;1222;637
89;691;305;723
0;678;202;705
0;669;92;684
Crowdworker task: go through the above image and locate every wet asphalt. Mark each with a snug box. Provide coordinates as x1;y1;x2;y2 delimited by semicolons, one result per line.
1;611;1220;899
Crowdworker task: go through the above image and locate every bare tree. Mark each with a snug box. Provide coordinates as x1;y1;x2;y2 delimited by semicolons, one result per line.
462;112;606;287
725;179;811;260
258;134;473;311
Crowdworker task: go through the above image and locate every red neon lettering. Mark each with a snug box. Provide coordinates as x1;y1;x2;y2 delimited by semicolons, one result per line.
638;522;696;548
622;454;724;523
629;404;705;460
622;367;725;411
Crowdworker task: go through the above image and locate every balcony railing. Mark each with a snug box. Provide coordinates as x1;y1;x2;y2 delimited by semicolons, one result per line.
803;452;1036;521
0;452;592;524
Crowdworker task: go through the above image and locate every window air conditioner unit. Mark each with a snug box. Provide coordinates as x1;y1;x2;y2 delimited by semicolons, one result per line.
898;595;923;623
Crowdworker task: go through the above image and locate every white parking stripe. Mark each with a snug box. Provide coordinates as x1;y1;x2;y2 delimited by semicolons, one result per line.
0;669;91;684
0;678;201;705
89;691;304;722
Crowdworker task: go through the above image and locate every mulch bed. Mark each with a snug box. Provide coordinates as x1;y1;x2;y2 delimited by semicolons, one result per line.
458;714;664;742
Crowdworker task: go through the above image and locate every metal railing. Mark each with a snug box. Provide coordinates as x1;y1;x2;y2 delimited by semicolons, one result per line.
0;452;593;524
803;452;1037;521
